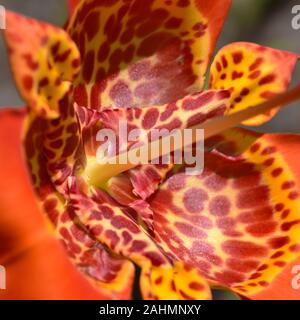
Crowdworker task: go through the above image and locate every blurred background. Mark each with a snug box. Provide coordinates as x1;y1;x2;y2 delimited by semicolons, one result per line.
0;0;299;300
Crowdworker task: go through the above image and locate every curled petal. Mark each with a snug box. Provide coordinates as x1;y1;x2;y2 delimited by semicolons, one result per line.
68;0;231;109
3;11;80;118
0;109;107;299
209;42;299;125
149;128;300;299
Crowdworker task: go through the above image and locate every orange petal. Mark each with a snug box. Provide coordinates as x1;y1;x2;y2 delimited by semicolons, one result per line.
3;11;80;118
209;42;299;125
67;0;231;109
246;133;300;299
0;108;107;299
149;128;300;299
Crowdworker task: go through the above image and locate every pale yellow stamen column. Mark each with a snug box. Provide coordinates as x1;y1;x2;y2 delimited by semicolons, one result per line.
84;83;300;188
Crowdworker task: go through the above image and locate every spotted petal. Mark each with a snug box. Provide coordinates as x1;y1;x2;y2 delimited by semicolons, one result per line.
149;128;300;299
209;42;299;125
0;109;109;299
68;177;212;299
4;11;81;118
88;89;231;198
67;0;231;109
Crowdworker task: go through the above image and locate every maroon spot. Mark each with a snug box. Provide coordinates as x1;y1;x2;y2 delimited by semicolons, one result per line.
226;258;259;273
216;217;236;230
160;102;177;121
249;57;264;71
263;158;274;167
274;261;286;267
84;11;100;41
144;251;165;267
238;206;273;223
237;185;270;209
289;244;300;252
282;181;295;190
104;230;120;249
261;146;276;155
221;55;228;68
167;174;186;191
289;191;299;200
216;62;222;72
39;77;49;88
111;216;140;233
259;74;276;86
22;53;39;70
183;188;208;213
189;282;205;291
43;198;57;212
109;80;133;107
175;222;207;239
268;236;290;249
165;17;182;29
246;221;277;237
137;32;174;57
123;44;135;63
155;276;163;285
128;60;151;81
97;42;110;62
258;281;269;287
191;241;214;256
270;251;284;259
142;108;159;129
204;174;227;191
82;50;95;83
275;203;284;212
248;70;261;80
222;240;268;258
62;136;79;157
250;143;260;153
22;75;33;91
100;206;114;219
281;209;290;219
120;28;135;44
232;51;243;64
177;0;190;7
240;88;250;96
129;240;147;252
271;168;283;177
190;215;213;229
122;231;132;245
134;81;160;101
214;270;245;285
281;220;300;231
209;195;231;216
182;91;215;110
232;71;244;80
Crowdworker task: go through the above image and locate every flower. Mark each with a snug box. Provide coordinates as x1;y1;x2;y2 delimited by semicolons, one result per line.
1;0;300;300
